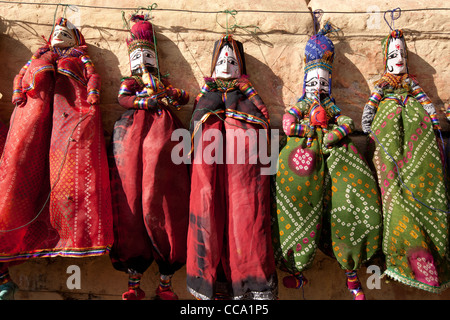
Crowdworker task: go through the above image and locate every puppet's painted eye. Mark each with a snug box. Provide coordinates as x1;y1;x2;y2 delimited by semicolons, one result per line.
388;52;398;59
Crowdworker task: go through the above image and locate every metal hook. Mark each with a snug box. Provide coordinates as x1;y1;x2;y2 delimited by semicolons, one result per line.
383;7;401;31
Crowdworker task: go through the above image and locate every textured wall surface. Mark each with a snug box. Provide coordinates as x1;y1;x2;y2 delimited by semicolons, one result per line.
1;0;450;300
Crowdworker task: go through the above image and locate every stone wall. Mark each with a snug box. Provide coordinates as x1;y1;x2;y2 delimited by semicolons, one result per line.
1;0;450;300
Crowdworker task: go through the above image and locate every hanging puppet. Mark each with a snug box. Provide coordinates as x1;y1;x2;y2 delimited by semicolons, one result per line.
0;17;113;300
108;14;190;300
186;34;277;300
272;22;383;300
361;27;450;292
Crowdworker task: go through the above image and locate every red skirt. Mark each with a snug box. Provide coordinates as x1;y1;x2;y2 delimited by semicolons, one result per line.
0;57;113;263
108;107;189;275
186;116;277;300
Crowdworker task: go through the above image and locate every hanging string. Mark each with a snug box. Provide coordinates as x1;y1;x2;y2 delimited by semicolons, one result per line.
312;9;323;35
216;9;237;38
122;3;162;81
0;1;449;14
216;9;261;38
144;3;162;81
384;7;402;31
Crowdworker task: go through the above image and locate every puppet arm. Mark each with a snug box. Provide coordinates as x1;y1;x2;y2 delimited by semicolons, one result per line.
323;114;354;147
117;78;159;110
81;55;101;105
410;80;440;129
12;60;30;107
361;86;383;134
12;46;53;107
161;78;189;108
282;104;311;137
237;76;270;121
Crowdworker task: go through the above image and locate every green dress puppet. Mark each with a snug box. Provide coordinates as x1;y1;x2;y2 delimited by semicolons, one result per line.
361;29;450;293
272;23;383;300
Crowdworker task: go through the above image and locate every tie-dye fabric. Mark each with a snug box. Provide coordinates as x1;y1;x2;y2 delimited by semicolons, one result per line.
366;87;450;293
272;98;382;275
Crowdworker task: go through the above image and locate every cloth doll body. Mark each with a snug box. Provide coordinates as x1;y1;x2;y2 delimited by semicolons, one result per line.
186;35;277;300
361;29;450;293
0;17;113;300
272;23;382;300
108;15;190;300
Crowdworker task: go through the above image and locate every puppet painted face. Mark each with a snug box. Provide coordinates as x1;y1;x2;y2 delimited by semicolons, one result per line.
51;25;77;48
129;48;157;75
213;45;241;80
304;68;330;99
386;37;407;74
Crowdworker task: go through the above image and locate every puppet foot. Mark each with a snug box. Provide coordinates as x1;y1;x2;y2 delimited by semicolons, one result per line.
345;270;366;300
214;292;230;300
408;249;440;287
155;285;178;300
283;273;307;289
122;287;145;300
0;281;18;300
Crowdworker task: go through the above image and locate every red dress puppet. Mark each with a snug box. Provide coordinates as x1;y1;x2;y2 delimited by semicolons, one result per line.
0;18;113;300
108;15;190;300
186;35;277;300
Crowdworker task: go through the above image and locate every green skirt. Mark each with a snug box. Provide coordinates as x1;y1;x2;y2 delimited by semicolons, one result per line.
368;93;450;293
272;128;382;274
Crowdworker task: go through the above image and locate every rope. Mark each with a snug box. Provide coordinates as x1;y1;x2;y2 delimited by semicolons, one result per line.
0;1;449;14
216;9;261;38
384;7;402;30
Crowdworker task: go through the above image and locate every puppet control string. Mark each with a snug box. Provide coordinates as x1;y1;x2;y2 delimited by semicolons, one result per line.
0;1;449;14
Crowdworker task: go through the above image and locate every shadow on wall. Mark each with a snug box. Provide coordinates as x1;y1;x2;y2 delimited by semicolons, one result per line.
87;43;123;143
404;28;444;108
330;40;371;132
245;52;285;126
0;18;34;124
155;31;200;130
82;25;201;142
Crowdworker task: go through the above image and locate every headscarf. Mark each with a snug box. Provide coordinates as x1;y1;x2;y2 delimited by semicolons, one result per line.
210;35;246;77
299;21;338;102
374;29;411;89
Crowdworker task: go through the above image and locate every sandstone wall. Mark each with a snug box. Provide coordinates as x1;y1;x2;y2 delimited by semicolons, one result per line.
0;0;449;300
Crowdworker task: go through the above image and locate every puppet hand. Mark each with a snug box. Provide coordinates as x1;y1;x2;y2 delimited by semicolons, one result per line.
323;130;340;147
167;87;189;106
282;113;296;135
87;94;100;105
12;92;26;108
